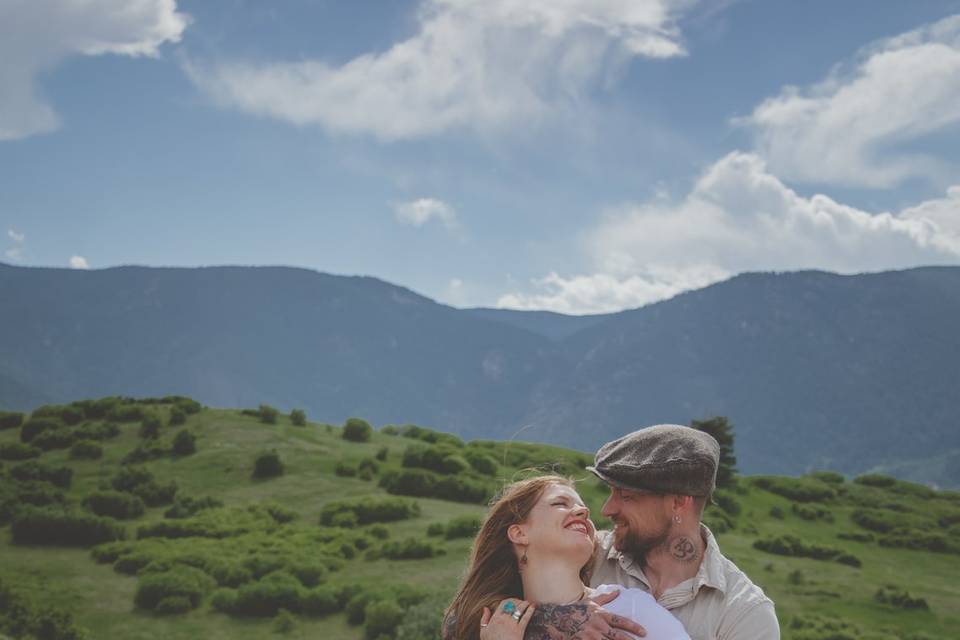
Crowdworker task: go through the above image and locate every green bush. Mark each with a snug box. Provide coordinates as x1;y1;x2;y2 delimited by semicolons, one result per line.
378;538;444;560
134;566;216;611
874;586;929;610
444;515;482;539
320;497;421;527
19;418;62;443
168;407;187;426
73;422;120;441
139;414;162;439
301;586;340;615
230;572;306;617
172;429;197;456
253;451;284;479
769;506;785;519
122;440;168;464
69;440;103;460
32;404;85;426
11;507;126;547
0;411;25;430
712;490;741;516
106;404;145;423
854;473;896;488
807;471;845;484
258;404;279;424
0;577;88;640
850;508;925;534
0;442;41;461
464;449;497;476
751;476;836;502
111;466;155;492
375;447;389;462
111;467;178;507
368;525;390;540
155;595;193;615
365;599;404;640
334;462;357;478
752;534;859;567
381;425;399;436
343;418;373;443
163;496;224;519
426;523;445;537
83;491;146;520
378;469;489;504
791;503;834;522
290;409;306;426
396;600;445;640
10;461;73;488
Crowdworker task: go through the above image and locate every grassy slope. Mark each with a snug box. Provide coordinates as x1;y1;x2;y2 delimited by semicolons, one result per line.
1;404;958;639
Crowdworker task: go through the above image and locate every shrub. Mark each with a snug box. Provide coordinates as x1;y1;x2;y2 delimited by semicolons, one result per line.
122;440;168;464
751;476;836;502
378;469;489;504
854;473;896;488
73;422;120;441
368;525;390;540
11;507;126;547
375;447;389;462
32;404;85;426
426;523;445;537
878;530;958;554
0;442;41;461
0;411;25;430
155;595;193;615
131;480;178;507
396;600;445;640
343;418;373;443
791;503;834;522
31;427;74;451
712;490;741;517
230;572;306;617
807;471;845;484
365;599;404;640
20;418;62;443
253;451;284;479
10;461;73;488
358;457;380;475
258;404;279;424
444;515;482;539
464;449;497;476
134;566;216;611
837;531;874;543
172;429;197;456
69;440;103;460
769;506;785;519
334;462;357;478
874;587;929;610
320;498;421;526
163;495;224;519
139;414;162;439
850;508;921;534
168;407;187;426
290;409;306;426
174;398;202;415
83;491;146;520
378;538;444;560
274;608;298;634
111;466;155;492
752;534;859;567
0;577;88;640
381;425;399;436
301;586;340;616
107;404;145;423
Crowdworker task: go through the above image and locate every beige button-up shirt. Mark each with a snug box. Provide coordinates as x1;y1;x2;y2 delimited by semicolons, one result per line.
589;525;779;640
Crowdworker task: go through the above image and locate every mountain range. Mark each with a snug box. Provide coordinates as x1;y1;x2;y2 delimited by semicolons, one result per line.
1;262;958;486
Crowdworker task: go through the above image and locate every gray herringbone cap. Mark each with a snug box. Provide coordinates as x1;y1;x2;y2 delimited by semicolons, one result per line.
587;424;720;496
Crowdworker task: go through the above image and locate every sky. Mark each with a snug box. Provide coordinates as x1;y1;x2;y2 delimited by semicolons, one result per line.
2;0;960;314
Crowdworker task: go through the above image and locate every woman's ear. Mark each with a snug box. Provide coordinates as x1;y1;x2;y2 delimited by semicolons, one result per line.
507;523;528;545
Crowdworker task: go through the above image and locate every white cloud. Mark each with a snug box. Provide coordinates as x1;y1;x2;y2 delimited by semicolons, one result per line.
4;228;25;262
394;198;457;228
0;0;188;140
7;229;25;244
69;255;90;269
741;14;960;188
498;152;960;313
187;0;692;140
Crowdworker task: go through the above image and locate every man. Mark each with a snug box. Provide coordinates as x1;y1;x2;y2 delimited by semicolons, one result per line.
488;424;779;640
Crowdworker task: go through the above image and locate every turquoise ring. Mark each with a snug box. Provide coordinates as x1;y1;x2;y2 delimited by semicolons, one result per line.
502;601;516;614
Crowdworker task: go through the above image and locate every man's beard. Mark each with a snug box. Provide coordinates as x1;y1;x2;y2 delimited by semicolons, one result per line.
614;519;671;562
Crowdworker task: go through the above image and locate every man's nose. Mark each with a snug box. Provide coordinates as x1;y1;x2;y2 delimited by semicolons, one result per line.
600;494;617;517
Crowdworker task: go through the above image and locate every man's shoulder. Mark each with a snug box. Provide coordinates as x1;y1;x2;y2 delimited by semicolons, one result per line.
715;552;773;606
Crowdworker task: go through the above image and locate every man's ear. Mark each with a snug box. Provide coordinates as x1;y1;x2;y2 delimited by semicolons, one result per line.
507;523;528;545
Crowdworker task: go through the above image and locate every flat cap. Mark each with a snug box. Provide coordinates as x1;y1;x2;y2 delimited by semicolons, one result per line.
587;424;720;496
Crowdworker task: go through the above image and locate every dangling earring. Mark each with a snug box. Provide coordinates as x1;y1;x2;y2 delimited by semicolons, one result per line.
520;547;528;566
673;514;682;524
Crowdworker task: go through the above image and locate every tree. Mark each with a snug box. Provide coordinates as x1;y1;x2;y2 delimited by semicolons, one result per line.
290;409;306;426
258;405;279;424
172;429;197;456
342;418;373;443
253;451;284;479
690;416;737;488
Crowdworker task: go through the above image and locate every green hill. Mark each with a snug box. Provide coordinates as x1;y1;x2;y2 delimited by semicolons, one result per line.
1;397;958;639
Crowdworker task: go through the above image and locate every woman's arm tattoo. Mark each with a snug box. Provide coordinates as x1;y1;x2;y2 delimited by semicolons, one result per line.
525;603;590;640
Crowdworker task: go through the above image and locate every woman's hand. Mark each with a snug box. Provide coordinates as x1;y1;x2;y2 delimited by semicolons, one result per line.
480;598;536;640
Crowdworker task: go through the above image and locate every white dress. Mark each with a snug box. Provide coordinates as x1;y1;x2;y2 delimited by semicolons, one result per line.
591;584;691;640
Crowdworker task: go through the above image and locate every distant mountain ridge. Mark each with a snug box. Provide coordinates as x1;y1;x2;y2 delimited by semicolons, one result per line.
2;262;958;487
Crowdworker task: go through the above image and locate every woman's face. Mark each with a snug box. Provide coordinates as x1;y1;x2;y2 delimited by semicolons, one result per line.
517;483;596;562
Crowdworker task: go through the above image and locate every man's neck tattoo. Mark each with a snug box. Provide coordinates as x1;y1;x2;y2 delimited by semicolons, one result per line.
669;535;700;563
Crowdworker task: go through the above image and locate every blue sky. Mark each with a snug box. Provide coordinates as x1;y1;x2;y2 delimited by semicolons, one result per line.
2;0;960;313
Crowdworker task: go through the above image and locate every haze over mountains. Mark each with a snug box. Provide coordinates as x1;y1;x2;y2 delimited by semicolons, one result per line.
1;263;958;487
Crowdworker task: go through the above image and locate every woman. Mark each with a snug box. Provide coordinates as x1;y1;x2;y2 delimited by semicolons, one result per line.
442;475;689;640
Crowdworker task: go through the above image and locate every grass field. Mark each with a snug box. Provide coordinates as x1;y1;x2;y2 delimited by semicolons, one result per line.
1;398;958;639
